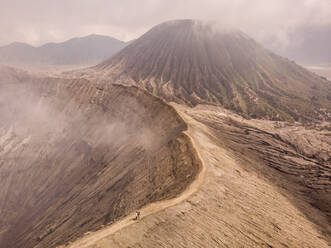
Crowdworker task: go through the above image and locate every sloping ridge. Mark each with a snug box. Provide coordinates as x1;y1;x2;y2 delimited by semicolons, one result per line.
93;19;330;123
0;65;201;248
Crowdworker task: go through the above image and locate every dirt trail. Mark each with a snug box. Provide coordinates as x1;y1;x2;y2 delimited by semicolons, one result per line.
60;104;330;248
59;131;206;248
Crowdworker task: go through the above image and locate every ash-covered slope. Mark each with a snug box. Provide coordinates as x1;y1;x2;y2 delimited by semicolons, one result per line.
0;65;200;248
94;20;330;122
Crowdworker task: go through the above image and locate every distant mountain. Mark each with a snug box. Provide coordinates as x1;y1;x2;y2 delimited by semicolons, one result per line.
0;34;126;66
92;20;330;123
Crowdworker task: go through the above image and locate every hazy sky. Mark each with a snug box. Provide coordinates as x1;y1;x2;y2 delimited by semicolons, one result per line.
0;0;330;47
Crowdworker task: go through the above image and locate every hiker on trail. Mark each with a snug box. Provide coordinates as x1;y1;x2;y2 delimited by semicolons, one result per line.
135;211;141;220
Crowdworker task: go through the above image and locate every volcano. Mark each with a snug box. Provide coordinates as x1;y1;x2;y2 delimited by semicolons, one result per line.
1;19;331;248
92;20;330;122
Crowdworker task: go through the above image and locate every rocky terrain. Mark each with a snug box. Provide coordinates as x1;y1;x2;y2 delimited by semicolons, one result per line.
0;65;200;248
181;105;331;238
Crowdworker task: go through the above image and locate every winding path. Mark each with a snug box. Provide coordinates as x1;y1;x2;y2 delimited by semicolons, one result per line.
60;128;206;248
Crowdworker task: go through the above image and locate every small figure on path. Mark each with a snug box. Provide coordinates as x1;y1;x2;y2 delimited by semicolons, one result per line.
135;211;141;220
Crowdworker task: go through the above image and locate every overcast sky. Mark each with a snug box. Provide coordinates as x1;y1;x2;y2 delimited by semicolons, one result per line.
0;0;330;48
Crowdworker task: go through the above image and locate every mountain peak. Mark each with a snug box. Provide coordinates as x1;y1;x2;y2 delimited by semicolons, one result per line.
143;19;242;40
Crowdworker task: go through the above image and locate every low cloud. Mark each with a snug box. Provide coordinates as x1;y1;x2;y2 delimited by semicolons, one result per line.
0;0;330;51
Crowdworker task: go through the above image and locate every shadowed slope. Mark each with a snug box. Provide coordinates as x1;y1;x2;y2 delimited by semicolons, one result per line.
91;20;330;122
0;66;200;248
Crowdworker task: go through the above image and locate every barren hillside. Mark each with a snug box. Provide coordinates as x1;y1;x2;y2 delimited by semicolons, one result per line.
0;65;200;248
